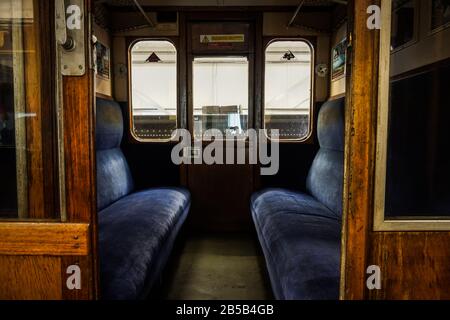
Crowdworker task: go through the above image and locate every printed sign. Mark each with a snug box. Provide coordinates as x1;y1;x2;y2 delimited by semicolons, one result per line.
331;38;347;81
200;34;245;44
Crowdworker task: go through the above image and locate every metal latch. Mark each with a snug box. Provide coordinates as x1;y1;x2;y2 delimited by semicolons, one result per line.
56;0;86;76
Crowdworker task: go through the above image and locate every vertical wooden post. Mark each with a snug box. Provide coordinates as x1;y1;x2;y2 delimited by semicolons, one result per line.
340;0;380;300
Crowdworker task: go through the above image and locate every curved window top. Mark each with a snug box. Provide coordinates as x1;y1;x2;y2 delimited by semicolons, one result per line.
129;40;177;142
264;40;314;141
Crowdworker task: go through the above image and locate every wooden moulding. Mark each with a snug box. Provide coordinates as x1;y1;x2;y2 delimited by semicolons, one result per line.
0;223;90;256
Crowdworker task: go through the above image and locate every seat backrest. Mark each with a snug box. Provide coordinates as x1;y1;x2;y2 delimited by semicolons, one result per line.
306;98;345;217
96;98;134;211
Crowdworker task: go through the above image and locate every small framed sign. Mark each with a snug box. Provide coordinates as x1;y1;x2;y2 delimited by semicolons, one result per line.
200;34;245;44
95;41;110;79
331;38;347;81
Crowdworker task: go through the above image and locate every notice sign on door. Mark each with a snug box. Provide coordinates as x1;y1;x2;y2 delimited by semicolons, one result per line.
200;34;245;44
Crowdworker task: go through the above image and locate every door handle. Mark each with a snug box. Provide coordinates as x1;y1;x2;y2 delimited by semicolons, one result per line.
55;0;68;46
55;0;86;76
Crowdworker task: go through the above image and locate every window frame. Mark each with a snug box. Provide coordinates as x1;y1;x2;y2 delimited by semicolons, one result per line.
374;0;450;231
262;38;315;143
128;38;179;143
191;54;251;141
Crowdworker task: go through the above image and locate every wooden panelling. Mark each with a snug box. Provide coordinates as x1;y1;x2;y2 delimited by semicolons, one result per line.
0;256;62;300
63;73;96;223
23;2;45;219
186;148;255;232
341;0;450;299
61;256;93;300
22;1;57;219
62;0;99;299
368;232;450;300
0;223;89;256
340;0;379;300
0;0;98;300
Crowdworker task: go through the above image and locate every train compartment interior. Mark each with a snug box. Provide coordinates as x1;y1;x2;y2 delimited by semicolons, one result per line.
0;0;450;302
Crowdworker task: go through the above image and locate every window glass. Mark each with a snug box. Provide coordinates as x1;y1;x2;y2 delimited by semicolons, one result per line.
391;0;416;51
264;40;313;141
0;0;59;219
192;56;249;140
376;0;450;221
130;40;177;141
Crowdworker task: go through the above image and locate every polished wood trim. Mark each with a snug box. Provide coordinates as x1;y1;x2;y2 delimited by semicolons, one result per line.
0;223;90;256
61;256;93;300
340;0;379;300
368;232;450;299
341;0;450;299
0;256;62;300
22;1;57;219
63;73;96;223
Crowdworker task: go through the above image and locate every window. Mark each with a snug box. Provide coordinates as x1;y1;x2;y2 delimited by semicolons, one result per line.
390;0;417;51
192;56;249;140
0;0;59;219
264;40;313;141
130;40;177;141
374;0;450;231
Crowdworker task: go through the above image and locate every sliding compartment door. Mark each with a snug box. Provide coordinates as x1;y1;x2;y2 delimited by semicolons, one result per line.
341;0;450;299
0;0;98;300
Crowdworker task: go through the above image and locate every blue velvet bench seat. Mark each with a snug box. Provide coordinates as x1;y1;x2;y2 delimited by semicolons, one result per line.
251;98;345;300
96;98;190;300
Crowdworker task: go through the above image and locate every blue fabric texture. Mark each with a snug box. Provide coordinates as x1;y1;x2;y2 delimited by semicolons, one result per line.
98;188;190;300
316;98;345;152
97;148;134;211
96;98;125;151
96;98;134;211
307;98;345;216
96;98;190;300
251;98;345;300
306;149;344;217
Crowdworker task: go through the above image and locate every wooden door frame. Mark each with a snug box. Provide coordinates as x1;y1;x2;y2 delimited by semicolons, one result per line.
340;0;450;300
0;0;98;300
60;0;98;299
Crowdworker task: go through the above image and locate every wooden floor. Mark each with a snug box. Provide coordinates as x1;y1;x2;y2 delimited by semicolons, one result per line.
162;233;273;300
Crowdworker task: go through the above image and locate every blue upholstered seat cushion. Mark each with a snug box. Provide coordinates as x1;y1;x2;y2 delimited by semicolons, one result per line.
306;98;345;216
251;189;341;300
97;148;134;211
96;98;134;211
98;187;190;300
251;98;345;300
